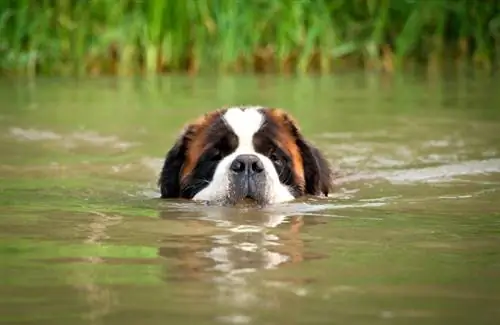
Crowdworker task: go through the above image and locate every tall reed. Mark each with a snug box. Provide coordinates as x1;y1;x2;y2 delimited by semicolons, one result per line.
0;0;499;76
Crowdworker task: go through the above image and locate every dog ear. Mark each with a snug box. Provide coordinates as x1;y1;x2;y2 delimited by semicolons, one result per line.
297;139;333;196
158;110;224;198
271;109;333;196
158;133;189;198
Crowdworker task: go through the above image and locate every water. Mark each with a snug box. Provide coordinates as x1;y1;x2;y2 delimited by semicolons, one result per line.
1;71;500;325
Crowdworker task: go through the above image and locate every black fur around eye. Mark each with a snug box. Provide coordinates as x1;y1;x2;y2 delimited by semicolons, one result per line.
269;150;284;166
208;134;237;162
209;148;222;161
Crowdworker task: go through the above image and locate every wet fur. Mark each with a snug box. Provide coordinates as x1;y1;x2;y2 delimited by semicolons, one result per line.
158;107;333;203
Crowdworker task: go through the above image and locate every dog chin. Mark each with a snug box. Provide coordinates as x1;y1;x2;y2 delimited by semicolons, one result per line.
193;187;271;207
192;182;293;207
216;197;268;207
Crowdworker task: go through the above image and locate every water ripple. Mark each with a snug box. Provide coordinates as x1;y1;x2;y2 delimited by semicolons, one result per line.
337;158;500;184
8;127;138;150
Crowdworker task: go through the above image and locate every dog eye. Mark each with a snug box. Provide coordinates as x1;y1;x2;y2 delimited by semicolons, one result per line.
269;151;282;164
210;148;222;161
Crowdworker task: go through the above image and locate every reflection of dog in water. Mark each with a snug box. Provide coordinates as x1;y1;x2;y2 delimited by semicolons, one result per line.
158;106;333;206
157;204;327;308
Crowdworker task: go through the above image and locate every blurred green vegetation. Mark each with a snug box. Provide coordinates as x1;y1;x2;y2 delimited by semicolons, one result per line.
0;0;499;76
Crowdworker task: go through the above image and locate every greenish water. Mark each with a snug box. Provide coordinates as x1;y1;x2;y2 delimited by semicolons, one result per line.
1;72;500;325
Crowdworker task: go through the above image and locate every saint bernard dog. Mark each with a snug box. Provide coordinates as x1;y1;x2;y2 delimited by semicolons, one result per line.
158;106;333;206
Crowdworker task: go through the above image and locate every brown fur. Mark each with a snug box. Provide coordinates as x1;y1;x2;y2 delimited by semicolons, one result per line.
262;108;306;189
158;106;333;200
179;110;225;182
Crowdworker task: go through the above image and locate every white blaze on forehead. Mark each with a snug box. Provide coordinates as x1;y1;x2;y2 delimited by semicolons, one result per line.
223;107;264;151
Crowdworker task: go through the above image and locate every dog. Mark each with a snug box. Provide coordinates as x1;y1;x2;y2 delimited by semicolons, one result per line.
158;106;333;205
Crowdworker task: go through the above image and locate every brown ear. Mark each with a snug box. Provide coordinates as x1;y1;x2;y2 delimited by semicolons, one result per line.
158;110;225;198
268;108;333;196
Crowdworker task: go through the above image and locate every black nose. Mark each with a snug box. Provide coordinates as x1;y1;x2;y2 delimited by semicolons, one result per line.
230;154;264;174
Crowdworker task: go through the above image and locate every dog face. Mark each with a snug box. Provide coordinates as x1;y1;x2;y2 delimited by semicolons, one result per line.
158;106;332;205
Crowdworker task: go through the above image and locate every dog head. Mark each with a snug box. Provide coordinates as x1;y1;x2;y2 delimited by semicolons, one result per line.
158;106;333;205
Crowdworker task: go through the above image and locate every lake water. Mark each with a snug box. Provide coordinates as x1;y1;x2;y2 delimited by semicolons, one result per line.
1;71;500;325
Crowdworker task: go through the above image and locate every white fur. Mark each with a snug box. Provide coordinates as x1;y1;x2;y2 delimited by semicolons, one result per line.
193;106;295;204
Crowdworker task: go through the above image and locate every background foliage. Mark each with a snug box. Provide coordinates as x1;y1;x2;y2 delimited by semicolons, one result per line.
1;0;499;76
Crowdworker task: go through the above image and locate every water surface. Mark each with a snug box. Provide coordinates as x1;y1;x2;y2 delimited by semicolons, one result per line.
1;71;500;325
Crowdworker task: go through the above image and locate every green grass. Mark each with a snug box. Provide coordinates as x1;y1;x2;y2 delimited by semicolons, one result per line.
0;0;499;76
